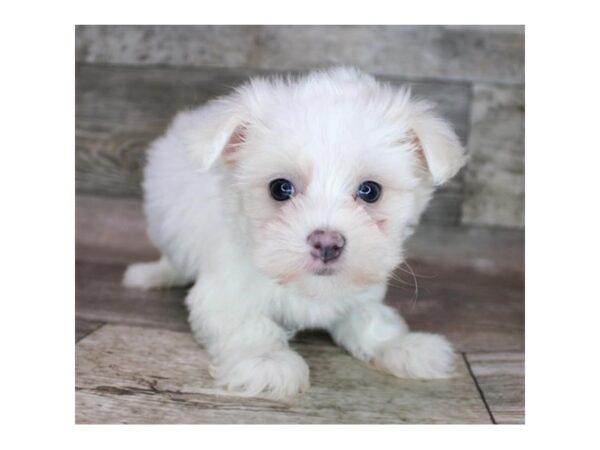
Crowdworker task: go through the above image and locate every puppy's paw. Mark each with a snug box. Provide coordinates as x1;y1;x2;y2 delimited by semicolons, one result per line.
212;349;310;399
373;332;456;379
122;261;172;290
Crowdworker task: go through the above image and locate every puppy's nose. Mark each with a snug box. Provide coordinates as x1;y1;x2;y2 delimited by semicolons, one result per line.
307;229;346;263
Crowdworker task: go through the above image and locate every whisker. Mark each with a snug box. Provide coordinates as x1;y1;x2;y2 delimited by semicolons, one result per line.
388;271;416;288
396;261;419;312
395;263;437;279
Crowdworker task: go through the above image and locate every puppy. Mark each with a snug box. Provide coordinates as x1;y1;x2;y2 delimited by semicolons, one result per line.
123;67;466;398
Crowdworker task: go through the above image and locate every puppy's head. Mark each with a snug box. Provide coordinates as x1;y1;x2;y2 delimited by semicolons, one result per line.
181;68;465;289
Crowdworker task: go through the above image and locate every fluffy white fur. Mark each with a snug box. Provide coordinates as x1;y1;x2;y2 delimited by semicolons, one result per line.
123;67;466;398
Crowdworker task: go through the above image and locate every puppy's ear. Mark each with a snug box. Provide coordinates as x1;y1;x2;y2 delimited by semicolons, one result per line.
171;94;248;172
408;100;467;186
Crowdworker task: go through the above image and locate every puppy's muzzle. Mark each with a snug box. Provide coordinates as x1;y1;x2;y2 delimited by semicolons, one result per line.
307;229;346;263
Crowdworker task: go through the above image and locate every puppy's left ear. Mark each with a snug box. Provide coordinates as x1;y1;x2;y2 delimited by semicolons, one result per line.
408;100;467;186
170;93;249;172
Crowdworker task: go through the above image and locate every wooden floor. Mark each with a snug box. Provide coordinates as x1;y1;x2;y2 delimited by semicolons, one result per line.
75;194;524;424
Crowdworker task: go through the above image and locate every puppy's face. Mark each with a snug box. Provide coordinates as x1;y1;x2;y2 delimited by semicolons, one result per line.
234;111;427;288
189;69;465;290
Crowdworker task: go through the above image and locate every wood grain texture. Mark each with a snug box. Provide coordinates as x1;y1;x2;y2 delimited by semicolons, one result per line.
76;324;491;424
76;318;104;342
255;26;524;84
76;260;190;332
385;262;524;353
462;84;525;228
76;25;524;84
466;352;525;424
75;63;470;225
76;194;159;265
406;223;525;276
75;258;523;353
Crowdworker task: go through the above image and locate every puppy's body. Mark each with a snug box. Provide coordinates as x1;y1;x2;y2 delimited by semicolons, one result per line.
124;68;466;397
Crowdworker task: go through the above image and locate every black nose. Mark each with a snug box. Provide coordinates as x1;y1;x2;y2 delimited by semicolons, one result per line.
307;229;346;263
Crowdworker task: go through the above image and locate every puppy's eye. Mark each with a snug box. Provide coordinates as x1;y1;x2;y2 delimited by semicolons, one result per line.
269;178;296;201
357;181;381;203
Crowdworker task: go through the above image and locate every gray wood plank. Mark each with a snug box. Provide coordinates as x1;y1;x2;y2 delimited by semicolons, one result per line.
76;318;104;342
76;194;159;265
466;352;525;424
462;84;525;228
75;63;471;225
76;195;525;274
76;25;524;84
406;223;525;276
76;195;524;352
76;259;190;332
255;26;524;84
386;262;524;353
76;324;491;424
76;25;261;69
75;258;524;353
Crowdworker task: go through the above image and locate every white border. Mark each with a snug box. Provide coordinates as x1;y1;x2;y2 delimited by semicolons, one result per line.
3;0;600;447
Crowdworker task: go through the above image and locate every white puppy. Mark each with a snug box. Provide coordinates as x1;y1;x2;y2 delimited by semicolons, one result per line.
123;67;466;398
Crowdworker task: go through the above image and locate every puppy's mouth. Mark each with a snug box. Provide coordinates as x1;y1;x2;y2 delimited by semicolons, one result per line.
312;266;337;276
307;258;342;277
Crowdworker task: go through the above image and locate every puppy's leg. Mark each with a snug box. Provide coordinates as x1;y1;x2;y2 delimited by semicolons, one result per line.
186;283;309;399
122;256;190;290
209;332;310;399
330;302;455;379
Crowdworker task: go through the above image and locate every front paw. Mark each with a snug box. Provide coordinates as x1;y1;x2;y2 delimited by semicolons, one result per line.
373;332;456;379
211;349;310;399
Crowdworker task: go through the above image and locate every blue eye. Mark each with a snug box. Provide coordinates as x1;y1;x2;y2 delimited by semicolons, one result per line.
269;178;295;201
357;181;381;203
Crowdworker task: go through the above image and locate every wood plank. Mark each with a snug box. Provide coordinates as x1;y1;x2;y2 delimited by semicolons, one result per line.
76;324;491;424
75;194;525;275
75;258;524;353
386;262;524;353
75;63;470;225
76;195;525;274
75;25;262;69
465;352;525;424
76;194;159;265
76;260;189;332
407;223;525;276
75;195;524;352
76;318;104;342
462;84;525;228
76;25;524;84
254;26;524;84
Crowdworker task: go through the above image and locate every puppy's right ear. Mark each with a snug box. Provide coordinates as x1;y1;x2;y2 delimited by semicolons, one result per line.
171;94;248;172
407;99;467;186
